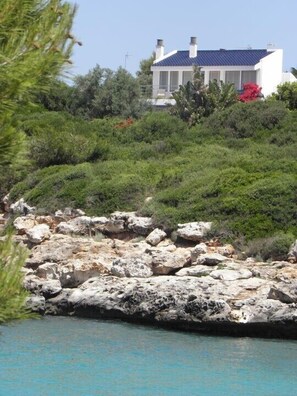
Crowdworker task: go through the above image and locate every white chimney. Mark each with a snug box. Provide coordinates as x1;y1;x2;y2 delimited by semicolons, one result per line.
155;39;164;60
189;36;197;58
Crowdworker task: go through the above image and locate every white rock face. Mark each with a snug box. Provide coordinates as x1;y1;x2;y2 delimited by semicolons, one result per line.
111;256;153;278
13;215;37;234
210;268;253;281
175;265;213;277
13;210;297;338
127;215;154;235
91;217;125;233
56;216;92;235
146;228;167;246
36;263;59;280
149;248;190;275
177;222;212;241
196;253;229;266
191;243;208;263
24;275;62;298
26;295;45;314
26;224;51;244
217;244;235;257
10;198;35;215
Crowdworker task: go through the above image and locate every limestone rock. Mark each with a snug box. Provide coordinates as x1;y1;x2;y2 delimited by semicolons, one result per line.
36;263;59;280
36;215;57;229
217;244;235;257
196;253;228;266
91;217;125;234
26;295;45;314
149;248;191;275
127;215;154;235
56;216;92;235
210;268;253;281
26;224;51;244
146;228;167;246
110;211;136;221
64;276;232;324
24;275;62;298
267;283;297;304
13;215;37;235
10;198;35;215
26;234;82;268
111;256;153;278
175;265;213;277
191;243;208;263
59;259;110;288
177;222;212;242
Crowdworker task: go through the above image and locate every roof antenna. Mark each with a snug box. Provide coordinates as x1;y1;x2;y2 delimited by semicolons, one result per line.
124;53;131;69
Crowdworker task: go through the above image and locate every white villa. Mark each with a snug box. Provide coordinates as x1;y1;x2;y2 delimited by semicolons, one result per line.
151;37;296;104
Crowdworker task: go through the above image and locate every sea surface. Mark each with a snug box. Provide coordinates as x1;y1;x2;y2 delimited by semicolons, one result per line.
0;316;297;396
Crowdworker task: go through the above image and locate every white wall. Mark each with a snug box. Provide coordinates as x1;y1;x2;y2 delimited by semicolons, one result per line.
282;72;297;83
257;49;283;97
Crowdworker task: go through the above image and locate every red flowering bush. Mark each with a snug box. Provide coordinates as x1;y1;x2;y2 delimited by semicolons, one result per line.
239;83;262;102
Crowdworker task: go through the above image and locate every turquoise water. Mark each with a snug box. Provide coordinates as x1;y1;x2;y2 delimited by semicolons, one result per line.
0;317;297;396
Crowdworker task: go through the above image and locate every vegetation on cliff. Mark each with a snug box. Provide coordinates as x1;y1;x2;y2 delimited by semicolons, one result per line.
6;98;297;259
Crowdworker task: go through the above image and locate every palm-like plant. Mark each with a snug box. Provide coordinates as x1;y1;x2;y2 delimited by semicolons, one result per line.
171;67;238;126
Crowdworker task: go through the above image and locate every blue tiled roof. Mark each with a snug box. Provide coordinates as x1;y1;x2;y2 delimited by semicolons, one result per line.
153;49;271;67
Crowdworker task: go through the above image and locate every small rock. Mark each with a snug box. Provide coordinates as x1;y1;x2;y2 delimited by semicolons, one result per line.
111;256;153;278
210;268;253;281
191;243;208;263
196;253;228;266
26;296;45;314
13;215;37;235
36;263;59;280
177;222;212;242
175;265;213;277
26;224;51;244
217;244;235;257
10;198;35;215
146;228;167;246
127;215;154;235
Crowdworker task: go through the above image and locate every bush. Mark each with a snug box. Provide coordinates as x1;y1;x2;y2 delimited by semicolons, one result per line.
126;112;187;143
273;82;297;110
9;163;93;212
245;232;295;261
205;101;288;138
20;112;109;167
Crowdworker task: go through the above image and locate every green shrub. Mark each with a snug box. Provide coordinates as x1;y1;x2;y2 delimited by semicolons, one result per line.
245;232;295;261
127;112;187;143
9;163;93;212
273;82;297;110
20;112;109;167
205;101;288;138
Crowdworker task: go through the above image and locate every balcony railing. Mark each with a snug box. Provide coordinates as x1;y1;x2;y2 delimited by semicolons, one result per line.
139;85;176;99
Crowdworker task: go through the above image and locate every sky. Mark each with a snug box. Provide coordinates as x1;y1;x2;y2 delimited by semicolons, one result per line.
68;0;296;78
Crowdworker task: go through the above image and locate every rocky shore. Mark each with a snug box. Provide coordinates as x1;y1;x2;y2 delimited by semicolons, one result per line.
2;203;297;339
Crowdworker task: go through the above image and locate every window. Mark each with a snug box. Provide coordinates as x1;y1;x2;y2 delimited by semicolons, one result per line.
170;71;179;92
241;71;257;87
182;71;192;85
209;71;220;81
225;71;240;90
159;71;168;90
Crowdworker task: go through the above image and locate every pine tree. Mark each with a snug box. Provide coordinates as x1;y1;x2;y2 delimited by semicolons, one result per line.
0;0;78;322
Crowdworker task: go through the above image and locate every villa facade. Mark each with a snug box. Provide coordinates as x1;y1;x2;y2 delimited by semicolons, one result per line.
151;37;295;103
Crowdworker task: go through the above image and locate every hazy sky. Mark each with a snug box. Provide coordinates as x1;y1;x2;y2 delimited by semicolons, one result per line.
68;0;296;77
